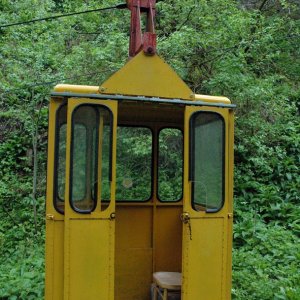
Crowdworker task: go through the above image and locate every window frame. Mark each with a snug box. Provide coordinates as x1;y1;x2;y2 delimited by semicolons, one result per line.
54;104;67;214
69;104;113;214
157;126;184;203
189;111;225;213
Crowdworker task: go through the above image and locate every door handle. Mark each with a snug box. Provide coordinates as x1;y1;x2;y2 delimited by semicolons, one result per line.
180;212;190;224
180;212;192;240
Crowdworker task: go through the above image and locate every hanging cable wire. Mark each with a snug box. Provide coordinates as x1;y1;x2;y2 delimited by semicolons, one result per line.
0;3;127;29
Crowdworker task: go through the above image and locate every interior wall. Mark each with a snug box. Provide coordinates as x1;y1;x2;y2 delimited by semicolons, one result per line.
115;206;153;300
115;204;182;300
154;205;182;273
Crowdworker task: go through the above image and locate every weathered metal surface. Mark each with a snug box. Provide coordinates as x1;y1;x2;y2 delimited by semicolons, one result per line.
127;0;157;57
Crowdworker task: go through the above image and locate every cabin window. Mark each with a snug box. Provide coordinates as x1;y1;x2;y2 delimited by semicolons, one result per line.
94;124;112;203
70;105;112;213
72;124;87;202
57;123;67;201
158;128;183;202
116;126;152;201
54;104;67;213
190;112;225;212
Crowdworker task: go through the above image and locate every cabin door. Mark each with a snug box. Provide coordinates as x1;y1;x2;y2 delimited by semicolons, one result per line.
64;98;117;300
182;106;233;300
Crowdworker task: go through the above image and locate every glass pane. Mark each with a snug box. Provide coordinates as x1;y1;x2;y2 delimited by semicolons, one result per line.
99;125;111;203
191;112;224;212
55;105;67;213
71;106;95;212
92;127;111;203
57;124;67;200
72;124;87;202
116;127;152;201
71;105;112;213
158;128;183;201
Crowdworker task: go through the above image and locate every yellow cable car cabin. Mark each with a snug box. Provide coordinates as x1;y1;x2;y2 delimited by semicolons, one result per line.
45;1;234;299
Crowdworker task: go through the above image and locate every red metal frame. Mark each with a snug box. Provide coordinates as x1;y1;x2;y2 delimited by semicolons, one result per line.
127;0;157;57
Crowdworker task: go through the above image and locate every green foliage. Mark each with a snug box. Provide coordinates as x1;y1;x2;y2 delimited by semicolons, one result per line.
116;127;153;200
0;233;44;300
0;178;45;300
0;0;299;299
233;217;300;299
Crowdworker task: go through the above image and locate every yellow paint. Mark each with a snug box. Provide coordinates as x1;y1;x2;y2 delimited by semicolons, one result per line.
186;218;224;299
194;94;231;104
45;54;234;300
182;106;233;300
226;110;235;298
63;98;117;300
54;84;99;94
115;206;153;300
68;220;112;300
45;99;65;300
100;52;193;100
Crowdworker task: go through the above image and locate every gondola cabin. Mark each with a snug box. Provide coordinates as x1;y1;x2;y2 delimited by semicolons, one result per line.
45;1;234;299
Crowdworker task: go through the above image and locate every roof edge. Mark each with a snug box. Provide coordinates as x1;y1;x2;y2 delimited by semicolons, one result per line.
194;94;231;104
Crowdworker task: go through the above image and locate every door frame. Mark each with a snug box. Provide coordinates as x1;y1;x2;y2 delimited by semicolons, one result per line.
63;98;118;300
182;105;234;300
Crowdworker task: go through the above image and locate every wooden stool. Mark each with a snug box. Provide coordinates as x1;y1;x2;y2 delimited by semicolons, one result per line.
153;272;182;300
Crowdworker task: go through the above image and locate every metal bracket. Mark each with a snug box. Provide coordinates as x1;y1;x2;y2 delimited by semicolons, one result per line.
127;0;157;57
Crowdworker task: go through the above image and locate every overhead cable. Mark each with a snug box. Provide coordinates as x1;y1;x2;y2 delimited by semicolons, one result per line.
0;3;127;29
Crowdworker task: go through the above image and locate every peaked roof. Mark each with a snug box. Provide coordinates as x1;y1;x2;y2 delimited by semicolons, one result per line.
99;51;193;100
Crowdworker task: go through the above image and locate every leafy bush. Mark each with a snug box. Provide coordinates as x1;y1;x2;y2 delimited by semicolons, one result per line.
233;218;300;300
0;0;299;299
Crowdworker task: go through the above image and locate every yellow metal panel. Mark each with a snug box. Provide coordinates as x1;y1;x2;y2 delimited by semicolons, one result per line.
194;94;231;104
155;207;182;273
115;206;153;300
63;98;117;300
115;248;153;300
185;218;224;299
225;110;235;299
182;105;233;300
54;84;99;94
52;221;64;300
100;52;193;100
45;99;65;300
116;206;152;249
68;220;113;300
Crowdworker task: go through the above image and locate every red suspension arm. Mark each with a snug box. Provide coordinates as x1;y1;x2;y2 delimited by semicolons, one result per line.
127;0;157;57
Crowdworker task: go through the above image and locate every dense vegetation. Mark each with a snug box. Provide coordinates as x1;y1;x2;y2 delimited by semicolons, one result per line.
0;0;299;299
